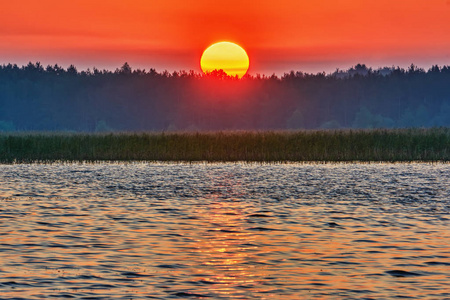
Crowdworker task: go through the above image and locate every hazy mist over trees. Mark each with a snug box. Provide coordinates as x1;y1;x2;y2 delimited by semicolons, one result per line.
0;62;449;131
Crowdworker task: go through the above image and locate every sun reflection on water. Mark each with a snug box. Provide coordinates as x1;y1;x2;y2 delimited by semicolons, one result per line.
192;200;260;296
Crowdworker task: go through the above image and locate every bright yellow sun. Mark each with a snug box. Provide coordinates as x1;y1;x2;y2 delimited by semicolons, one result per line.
200;42;249;78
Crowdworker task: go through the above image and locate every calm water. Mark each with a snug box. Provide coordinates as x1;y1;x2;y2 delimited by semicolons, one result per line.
0;163;449;299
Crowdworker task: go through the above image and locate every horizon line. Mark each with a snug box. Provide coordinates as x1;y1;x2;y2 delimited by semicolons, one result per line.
1;61;449;77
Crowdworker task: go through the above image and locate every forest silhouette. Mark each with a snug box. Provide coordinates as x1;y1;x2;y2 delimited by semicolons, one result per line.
0;62;449;132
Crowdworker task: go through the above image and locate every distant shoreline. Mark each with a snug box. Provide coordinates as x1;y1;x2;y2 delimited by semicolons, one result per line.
1;129;449;163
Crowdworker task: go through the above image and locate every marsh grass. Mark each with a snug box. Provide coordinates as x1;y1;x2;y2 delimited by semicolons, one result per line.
1;128;449;163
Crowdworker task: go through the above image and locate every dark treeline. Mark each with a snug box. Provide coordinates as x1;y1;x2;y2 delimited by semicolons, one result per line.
0;62;449;131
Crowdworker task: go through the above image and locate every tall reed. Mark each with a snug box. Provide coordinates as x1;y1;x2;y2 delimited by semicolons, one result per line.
0;128;449;163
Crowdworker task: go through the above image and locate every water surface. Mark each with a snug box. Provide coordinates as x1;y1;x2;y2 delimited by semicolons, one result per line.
0;163;449;299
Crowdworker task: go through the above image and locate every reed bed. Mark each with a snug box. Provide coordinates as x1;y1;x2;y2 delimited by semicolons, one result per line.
0;128;450;163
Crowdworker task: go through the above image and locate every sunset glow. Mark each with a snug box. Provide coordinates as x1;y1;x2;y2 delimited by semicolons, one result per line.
0;0;449;74
201;42;249;78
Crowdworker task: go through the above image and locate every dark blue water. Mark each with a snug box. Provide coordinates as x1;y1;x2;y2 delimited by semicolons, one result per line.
0;163;449;299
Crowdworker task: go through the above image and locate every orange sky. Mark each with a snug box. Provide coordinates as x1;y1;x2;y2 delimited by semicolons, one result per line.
1;0;449;74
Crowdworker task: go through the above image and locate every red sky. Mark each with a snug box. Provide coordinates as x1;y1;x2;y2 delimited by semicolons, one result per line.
1;0;449;74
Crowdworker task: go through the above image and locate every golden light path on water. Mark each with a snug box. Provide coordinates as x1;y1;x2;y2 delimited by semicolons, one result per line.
0;163;449;299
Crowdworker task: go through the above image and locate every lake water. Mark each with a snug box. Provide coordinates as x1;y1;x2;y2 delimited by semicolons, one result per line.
0;163;449;299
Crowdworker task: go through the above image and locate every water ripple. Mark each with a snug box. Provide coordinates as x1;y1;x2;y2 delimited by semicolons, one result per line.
0;162;449;299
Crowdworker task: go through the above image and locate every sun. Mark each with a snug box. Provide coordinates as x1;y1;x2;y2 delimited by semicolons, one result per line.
200;42;249;78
